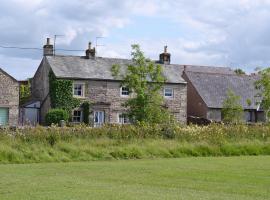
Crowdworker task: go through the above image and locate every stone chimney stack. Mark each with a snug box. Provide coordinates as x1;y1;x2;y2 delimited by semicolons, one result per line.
85;42;96;59
43;38;53;56
159;45;171;64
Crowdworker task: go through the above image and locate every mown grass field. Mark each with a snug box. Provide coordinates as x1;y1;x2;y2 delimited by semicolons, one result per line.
0;156;269;200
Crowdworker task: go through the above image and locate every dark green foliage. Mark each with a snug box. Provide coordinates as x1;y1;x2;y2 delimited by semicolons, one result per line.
234;68;246;75
49;71;80;112
82;101;91;124
19;79;31;104
221;89;244;123
111;44;170;124
255;68;270;122
45;109;69;125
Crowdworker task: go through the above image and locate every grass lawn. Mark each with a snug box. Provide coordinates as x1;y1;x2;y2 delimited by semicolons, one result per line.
0;156;269;200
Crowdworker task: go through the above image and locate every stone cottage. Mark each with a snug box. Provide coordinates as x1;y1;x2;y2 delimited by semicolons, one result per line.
183;71;264;122
31;39;187;125
0;68;19;126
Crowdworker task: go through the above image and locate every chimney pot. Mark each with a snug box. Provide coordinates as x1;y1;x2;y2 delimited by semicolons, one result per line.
88;42;91;50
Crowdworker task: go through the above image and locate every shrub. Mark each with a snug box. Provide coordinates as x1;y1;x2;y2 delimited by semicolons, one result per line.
45;109;69;126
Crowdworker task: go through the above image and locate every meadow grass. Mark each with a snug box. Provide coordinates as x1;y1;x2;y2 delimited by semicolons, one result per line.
0;124;269;163
0;156;269;200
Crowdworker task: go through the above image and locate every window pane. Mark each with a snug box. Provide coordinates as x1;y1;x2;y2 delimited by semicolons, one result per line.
164;88;173;97
121;87;129;96
74;84;83;96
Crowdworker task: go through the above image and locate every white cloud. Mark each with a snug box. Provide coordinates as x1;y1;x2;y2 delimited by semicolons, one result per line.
2;0;270;78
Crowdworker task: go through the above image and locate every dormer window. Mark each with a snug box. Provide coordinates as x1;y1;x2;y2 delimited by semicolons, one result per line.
121;86;130;97
73;82;85;97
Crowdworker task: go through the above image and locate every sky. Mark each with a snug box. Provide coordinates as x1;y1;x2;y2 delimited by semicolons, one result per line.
1;0;270;80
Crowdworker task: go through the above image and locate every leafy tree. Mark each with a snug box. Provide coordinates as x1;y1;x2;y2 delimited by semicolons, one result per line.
255;68;270;122
20;79;31;104
221;89;244;123
111;44;170;124
234;68;246;75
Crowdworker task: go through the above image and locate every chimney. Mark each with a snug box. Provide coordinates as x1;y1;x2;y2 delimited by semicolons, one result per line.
85;42;96;59
159;45;171;64
43;38;53;56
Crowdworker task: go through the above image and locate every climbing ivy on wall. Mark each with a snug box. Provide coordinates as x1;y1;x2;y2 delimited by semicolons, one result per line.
49;70;80;112
81;101;91;124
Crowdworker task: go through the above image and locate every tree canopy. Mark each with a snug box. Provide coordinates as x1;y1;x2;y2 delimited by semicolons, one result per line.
221;89;244;123
111;44;171;124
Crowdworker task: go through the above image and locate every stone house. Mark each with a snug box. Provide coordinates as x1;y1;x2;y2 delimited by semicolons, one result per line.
31;39;187;125
0;68;19;126
183;71;264;122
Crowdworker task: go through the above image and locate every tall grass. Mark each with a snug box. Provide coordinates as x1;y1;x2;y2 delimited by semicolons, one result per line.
0;123;269;164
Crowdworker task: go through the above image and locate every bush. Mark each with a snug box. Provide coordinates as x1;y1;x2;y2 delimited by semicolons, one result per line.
45;109;69;126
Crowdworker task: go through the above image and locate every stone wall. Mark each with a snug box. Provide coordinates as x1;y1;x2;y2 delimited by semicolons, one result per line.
0;69;19;126
80;80;187;124
31;57;51;124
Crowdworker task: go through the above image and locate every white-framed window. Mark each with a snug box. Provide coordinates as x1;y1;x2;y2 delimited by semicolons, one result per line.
73;82;85;97
94;111;105;127
118;113;129;124
120;86;130;97
164;87;173;98
72;109;83;122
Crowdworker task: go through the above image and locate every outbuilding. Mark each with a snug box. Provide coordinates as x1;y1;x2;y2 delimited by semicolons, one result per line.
0;68;19;126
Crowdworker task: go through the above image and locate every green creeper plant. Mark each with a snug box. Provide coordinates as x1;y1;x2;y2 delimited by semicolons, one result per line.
49;71;80;113
82;101;91;124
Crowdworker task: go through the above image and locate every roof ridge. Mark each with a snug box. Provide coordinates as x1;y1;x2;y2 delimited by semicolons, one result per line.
186;71;247;76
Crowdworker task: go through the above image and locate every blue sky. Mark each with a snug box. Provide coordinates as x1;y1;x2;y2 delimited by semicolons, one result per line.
1;0;270;79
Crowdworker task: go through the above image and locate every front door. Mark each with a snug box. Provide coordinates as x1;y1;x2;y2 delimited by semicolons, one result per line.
0;108;9;126
94;111;105;127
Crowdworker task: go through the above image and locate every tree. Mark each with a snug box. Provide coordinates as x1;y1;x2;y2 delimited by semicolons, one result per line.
20;79;31;104
234;68;246;75
111;44;170;124
221;89;244;123
255;68;270;122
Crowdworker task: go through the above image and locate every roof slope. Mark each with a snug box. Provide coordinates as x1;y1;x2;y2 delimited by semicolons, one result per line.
0;68;18;82
46;56;186;84
185;71;261;109
174;64;235;75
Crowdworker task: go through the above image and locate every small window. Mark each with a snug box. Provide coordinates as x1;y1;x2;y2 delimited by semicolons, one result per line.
118;113;129;124
72;110;82;122
73;83;85;97
121;86;130;96
164;88;173;98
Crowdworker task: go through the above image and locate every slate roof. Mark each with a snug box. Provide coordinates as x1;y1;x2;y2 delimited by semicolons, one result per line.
177;65;235;74
46;55;187;84
185;71;262;110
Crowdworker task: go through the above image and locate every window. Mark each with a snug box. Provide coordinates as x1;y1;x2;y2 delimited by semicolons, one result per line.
73;83;85;97
118;113;129;124
121;86;130;96
94;111;105;127
72;110;82;122
164;88;173;98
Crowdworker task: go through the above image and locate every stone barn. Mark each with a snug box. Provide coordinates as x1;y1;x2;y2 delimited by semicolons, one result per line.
0;68;19;126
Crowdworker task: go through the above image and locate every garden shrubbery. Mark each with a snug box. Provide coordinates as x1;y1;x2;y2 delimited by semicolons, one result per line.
45;109;69;126
0;123;269;164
